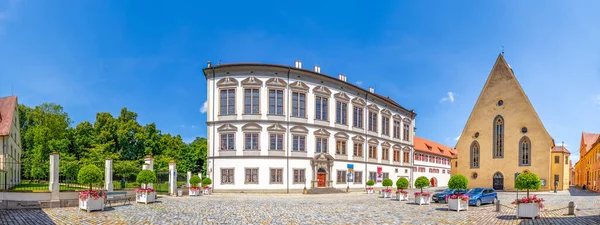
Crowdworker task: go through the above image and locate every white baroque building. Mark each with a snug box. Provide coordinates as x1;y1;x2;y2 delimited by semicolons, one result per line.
413;136;455;188
204;62;417;192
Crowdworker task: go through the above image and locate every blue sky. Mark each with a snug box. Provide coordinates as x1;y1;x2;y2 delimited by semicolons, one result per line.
1;0;599;164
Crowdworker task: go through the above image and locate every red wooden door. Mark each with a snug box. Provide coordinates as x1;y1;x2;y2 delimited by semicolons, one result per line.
317;173;326;187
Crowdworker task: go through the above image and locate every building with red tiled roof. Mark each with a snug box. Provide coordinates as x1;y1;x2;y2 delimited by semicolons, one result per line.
0;95;22;190
574;131;600;191
413;136;454;188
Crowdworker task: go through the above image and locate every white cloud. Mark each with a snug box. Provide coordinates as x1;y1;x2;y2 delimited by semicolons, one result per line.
200;101;208;113
454;134;461;141
355;81;363;86
440;92;455;103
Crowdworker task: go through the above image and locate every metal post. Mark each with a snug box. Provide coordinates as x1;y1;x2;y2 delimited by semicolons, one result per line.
567;201;575;215
496;200;501;212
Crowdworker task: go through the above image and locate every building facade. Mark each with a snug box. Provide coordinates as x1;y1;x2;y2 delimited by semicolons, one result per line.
413;136;455;188
452;54;569;191
574;132;600;191
204;62;417;192
0;96;22;190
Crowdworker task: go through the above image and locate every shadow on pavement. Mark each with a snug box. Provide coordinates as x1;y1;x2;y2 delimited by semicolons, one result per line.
568;186;600;196
497;215;600;224
0;209;55;225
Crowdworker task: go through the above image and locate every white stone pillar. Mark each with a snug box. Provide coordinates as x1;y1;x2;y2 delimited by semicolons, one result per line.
168;161;177;196
144;155;154;189
187;171;192;187
105;159;113;192
49;152;60;201
198;173;202;180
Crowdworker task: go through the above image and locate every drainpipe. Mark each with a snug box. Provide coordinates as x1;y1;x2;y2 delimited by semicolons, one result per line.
364;92;369;189
211;67;216;191
286;67;291;194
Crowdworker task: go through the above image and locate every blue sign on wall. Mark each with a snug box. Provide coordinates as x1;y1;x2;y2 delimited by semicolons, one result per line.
347;164;354;169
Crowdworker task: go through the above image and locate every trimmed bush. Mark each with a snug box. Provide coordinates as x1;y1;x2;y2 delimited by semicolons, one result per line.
414;176;430;193
396;177;409;190
448;174;468;190
202;177;212;187
382;178;393;189
366;180;375;186
77;165;103;190
136;170;157;187
515;171;541;197
189;175;202;187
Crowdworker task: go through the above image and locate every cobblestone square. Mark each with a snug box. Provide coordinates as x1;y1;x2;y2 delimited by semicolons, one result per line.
2;188;600;225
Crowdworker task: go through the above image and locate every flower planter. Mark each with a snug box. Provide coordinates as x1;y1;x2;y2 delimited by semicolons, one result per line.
517;203;540;219
381;191;393;198
203;187;212;195
366;187;374;194
448;199;469;212
136;191;156;204
79;197;105;212
396;193;408;201
414;195;430;205
189;188;201;196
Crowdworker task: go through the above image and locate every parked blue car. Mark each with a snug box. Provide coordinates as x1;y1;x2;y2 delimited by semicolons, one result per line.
432;188;468;203
466;188;497;206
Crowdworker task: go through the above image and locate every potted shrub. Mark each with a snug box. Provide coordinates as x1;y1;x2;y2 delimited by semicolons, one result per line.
381;178;393;198
201;177;212;195
414;176;431;205
512;172;544;219
189;175;202;196
135;170;157;204
447;174;469;212
395;177;409;201
77;165;105;212
366;180;375;194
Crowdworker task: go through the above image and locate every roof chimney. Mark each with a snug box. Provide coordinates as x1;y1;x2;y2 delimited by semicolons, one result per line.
314;65;320;73
369;87;374;93
207;61;212;68
295;60;302;69
338;74;347;82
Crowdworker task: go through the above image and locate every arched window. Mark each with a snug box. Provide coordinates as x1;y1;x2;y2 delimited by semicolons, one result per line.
493;115;504;158
470;141;480;168
519;136;531;166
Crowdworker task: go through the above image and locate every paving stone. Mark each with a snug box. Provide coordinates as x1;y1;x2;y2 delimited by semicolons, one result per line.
2;188;600;224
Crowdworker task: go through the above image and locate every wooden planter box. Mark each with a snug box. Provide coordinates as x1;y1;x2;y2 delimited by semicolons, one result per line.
189;188;201;196
79;197;104;212
414;195;430;205
448;199;469;212
136;191;156;204
396;193;408;201
517;203;540;219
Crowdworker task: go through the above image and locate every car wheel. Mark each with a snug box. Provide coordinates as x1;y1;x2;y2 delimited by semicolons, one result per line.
476;199;481;207
434;201;438;203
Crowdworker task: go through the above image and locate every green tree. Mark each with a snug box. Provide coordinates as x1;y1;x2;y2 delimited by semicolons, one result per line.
382;178;393;189
366;180;375;186
448;174;468;190
78;165;103;190
515;171;541;197
143;123;161;156
414;176;430;193
114;160;140;180
189;137;208;175
136;170;157;188
396;177;409;190
189;175;202;187
201;177;212;187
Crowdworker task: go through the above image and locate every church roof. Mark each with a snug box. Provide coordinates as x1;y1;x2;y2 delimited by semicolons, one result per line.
0;96;18;136
414;136;456;158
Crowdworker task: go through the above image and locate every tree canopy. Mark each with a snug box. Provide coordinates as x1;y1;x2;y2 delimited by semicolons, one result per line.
448;174;468;190
515;171;541;197
18;103;208;181
414;176;430;192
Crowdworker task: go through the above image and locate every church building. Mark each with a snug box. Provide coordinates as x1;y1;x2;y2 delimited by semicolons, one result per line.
451;54;569;191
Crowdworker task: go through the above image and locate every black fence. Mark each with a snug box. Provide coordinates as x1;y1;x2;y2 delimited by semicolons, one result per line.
59;161;105;192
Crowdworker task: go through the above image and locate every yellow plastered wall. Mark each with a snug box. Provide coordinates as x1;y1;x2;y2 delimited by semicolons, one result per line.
454;55;554;191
